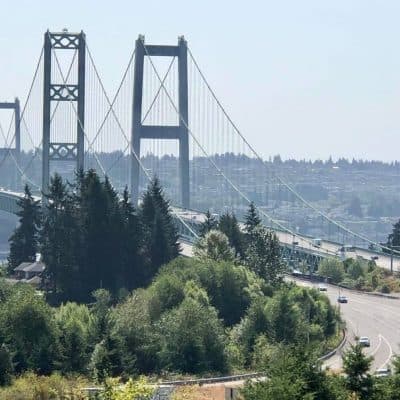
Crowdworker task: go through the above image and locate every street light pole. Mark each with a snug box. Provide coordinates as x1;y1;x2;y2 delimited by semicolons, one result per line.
389;236;394;274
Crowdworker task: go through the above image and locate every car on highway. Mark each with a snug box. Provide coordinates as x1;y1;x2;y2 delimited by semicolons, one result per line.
369;243;383;252
318;284;328;291
337;295;348;303
312;238;322;247
375;368;391;378
358;336;370;347
340;245;356;252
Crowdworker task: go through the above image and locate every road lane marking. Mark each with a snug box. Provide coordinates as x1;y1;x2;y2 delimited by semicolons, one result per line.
378;335;393;370
370;334;383;357
350;307;363;314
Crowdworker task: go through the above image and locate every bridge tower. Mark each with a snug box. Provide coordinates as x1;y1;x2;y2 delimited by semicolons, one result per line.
42;30;86;194
0;98;20;189
131;35;190;208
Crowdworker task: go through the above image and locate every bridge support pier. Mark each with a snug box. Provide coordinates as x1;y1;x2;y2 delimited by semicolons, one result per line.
130;35;190;208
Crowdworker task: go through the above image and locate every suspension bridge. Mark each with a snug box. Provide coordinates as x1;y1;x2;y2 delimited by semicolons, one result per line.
0;30;399;271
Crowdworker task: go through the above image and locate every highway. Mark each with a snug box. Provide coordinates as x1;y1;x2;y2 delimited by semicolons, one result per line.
181;241;400;372
288;278;399;372
174;208;400;272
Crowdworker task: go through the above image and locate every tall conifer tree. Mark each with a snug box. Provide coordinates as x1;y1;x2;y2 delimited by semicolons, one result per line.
8;184;41;272
120;187;143;289
218;211;244;258
40;174;78;297
244;202;261;235
199;210;218;237
139;177;180;281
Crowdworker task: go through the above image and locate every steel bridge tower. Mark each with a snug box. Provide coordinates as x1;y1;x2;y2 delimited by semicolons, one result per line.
131;35;190;208
0;98;20;189
42;30;86;194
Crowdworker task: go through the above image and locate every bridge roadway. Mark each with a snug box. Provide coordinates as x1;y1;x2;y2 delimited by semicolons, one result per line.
174;208;400;272
181;242;400;372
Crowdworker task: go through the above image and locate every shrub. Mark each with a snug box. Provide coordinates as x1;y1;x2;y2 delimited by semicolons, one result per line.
380;284;391;294
0;373;89;400
102;376;153;400
318;258;345;284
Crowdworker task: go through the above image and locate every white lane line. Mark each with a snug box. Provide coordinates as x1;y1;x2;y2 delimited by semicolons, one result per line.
378;335;393;370
370;334;383;357
345;319;359;339
346;297;372;306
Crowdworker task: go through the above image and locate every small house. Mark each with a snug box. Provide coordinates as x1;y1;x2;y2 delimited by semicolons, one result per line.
14;261;45;282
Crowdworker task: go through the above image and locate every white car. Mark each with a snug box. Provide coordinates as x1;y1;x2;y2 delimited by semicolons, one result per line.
318;284;328;292
358;336;370;347
375;368;391;378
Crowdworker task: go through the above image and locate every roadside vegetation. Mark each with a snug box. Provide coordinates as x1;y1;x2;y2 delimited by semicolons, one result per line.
241;343;400;400
0;176;343;396
317;257;400;294
3;173;399;399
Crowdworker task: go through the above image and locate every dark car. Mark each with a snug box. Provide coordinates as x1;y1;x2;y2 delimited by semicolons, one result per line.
337;295;348;303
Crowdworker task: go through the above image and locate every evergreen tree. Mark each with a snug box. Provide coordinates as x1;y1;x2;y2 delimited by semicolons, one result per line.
245;226;285;285
193;230;235;263
120;187;143;289
8;184;40;272
242;345;342;400
78;170;118;298
218;211;245;258
89;335;122;382
0;343;13;386
102;176;125;293
343;344;373;399
198;210;218;237
267;290;301;344
139;177;180;282
387;219;400;248
41;174;77;297
244;202;261;235
36;170;180;301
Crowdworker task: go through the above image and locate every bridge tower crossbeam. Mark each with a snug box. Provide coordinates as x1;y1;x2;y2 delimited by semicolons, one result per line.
130;35;189;207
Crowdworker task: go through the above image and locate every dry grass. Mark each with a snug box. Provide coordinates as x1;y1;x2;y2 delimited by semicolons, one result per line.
171;384;243;400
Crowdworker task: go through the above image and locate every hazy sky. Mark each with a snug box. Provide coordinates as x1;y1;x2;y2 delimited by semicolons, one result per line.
1;0;400;161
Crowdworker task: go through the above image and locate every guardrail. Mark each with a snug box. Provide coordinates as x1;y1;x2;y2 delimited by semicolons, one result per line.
292;273;400;300
318;329;347;361
159;372;263;386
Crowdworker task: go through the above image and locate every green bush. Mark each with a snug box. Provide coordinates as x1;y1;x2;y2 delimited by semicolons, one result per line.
318;258;345;283
102;376;153;400
347;260;365;280
0;373;90;400
380;284;391;294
